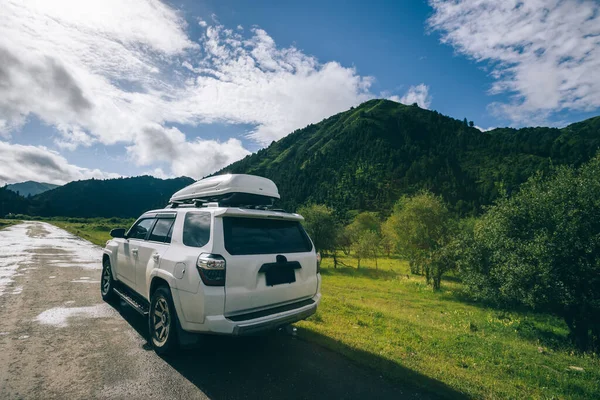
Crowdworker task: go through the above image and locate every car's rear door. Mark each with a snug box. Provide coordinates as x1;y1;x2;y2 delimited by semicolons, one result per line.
216;215;318;314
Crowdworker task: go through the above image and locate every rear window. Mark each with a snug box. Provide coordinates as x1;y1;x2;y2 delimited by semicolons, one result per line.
183;212;211;247
223;217;313;255
149;218;175;243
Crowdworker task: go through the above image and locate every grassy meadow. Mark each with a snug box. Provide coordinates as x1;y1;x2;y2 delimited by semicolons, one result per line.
43;218;599;399
298;256;599;399
0;219;20;230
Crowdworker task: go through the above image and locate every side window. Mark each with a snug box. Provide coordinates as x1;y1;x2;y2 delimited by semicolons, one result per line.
128;218;155;240
148;218;175;243
183;212;211;247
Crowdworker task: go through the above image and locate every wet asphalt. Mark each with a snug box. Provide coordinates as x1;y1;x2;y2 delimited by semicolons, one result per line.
0;222;446;400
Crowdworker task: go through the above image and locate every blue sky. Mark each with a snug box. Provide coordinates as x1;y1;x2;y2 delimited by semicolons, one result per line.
1;0;599;185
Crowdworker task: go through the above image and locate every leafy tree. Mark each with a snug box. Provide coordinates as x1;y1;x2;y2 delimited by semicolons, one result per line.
380;218;396;257
462;155;600;351
338;227;352;256
352;230;380;269
386;192;456;289
346;212;380;237
346;212;381;268
298;204;340;267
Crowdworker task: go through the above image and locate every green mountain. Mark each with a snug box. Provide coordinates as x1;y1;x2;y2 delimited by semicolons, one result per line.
29;176;194;218
5;181;60;197
219;99;600;216
2;99;598;219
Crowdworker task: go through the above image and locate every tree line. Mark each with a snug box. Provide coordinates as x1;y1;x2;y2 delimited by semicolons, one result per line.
300;154;600;352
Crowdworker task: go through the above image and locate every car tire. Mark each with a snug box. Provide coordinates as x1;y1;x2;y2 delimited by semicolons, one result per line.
101;258;116;302
149;286;179;355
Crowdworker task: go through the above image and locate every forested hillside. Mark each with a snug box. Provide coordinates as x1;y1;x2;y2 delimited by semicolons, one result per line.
2;99;599;218
25;176;193;218
0;186;30;216
220;99;600;216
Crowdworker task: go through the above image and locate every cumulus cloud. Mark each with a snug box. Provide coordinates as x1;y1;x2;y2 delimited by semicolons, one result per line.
1;0;376;180
399;84;432;109
127;125;250;178
428;0;600;123
175;25;374;144
0;142;120;185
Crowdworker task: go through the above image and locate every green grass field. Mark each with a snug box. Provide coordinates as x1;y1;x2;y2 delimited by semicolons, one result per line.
0;219;20;230
298;256;600;399
48;218;135;246
45;218;599;399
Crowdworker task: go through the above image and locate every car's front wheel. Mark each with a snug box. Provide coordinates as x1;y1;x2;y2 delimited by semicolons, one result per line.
101;258;116;302
149;286;179;355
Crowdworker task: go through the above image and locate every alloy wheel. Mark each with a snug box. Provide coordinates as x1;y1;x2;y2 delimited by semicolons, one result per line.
101;262;111;295
152;297;170;346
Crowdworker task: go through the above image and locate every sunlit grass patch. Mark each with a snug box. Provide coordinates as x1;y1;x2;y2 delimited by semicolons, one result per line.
298;254;600;399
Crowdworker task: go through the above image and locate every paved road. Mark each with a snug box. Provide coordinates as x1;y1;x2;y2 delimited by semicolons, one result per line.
0;222;450;400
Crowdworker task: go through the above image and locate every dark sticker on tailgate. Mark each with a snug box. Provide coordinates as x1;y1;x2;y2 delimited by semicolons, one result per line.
259;260;301;286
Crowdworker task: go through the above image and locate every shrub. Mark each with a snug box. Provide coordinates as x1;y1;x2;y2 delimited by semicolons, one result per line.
462;155;600;351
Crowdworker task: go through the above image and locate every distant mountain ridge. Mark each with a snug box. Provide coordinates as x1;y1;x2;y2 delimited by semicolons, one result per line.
0;176;194;218
29;176;195;218
5;181;60;197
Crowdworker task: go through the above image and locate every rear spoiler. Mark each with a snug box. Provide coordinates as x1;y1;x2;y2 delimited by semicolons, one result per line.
213;208;304;222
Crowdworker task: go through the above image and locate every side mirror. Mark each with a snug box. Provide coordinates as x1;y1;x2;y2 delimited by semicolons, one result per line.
110;228;126;239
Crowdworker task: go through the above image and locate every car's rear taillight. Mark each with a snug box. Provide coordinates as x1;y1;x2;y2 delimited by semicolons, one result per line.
196;253;226;286
316;252;321;274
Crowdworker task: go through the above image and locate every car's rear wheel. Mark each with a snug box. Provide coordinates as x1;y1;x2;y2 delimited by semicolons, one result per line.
149;286;179;355
101;258;116;302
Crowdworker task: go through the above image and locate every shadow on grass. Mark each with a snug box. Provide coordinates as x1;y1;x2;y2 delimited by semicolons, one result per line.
110;300;468;400
320;265;401;280
514;319;570;350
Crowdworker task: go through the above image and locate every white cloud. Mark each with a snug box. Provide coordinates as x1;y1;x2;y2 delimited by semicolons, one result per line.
126;125;251;178
175;25;374;144
0;0;376;181
474;125;496;132
144;168;171;180
399;84;432;109
0;142;120;185
428;0;600;123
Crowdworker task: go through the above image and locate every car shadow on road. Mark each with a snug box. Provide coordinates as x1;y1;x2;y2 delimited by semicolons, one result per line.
111;300;467;400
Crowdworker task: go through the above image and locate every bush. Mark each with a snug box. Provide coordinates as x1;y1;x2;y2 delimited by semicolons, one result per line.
461;155;600;351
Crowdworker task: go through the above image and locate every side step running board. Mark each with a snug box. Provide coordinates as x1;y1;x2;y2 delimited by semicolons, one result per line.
114;287;149;316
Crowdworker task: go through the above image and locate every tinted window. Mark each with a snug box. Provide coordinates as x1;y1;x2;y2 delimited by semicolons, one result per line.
183;212;211;247
149;218;175;243
223;217;312;255
128;218;155;240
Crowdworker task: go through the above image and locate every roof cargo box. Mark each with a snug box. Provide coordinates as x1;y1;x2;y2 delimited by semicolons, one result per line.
169;174;280;206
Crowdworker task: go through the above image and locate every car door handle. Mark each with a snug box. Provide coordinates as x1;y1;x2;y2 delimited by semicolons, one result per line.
132;249;138;256
152;253;160;262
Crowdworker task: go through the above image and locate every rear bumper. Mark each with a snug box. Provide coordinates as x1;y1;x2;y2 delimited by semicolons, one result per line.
177;292;320;335
231;300;317;335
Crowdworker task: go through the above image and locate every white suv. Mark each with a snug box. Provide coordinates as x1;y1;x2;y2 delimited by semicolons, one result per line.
101;175;321;354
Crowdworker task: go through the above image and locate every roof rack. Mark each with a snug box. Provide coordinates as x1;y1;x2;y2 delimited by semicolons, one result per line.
166;196;287;213
166;201;287;213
